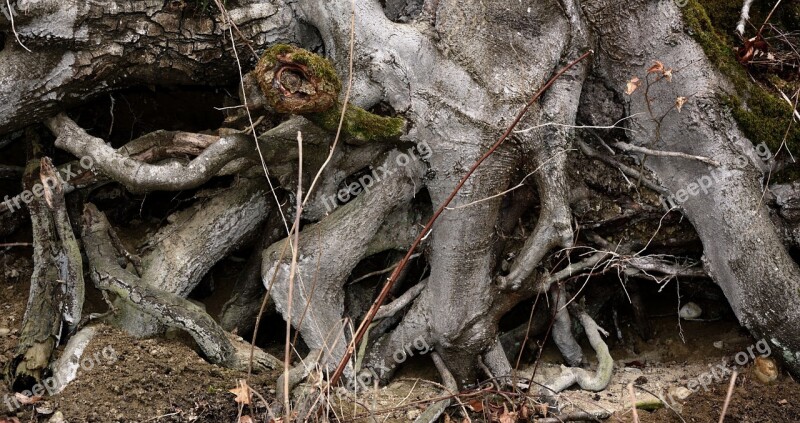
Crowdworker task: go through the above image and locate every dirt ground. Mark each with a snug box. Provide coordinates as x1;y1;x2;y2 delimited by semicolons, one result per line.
2;249;800;422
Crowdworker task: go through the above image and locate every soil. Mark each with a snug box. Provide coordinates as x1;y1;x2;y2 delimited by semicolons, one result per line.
2;250;800;422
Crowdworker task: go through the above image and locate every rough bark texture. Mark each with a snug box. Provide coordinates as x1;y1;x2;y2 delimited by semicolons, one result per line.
1;0;799;405
0;0;302;134
584;0;800;371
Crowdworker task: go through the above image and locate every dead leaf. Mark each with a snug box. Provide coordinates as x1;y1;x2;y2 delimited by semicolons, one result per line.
239;416;255;423
0;418;21;423
14;392;42;405
467;398;484;412
498;404;518;423
625;77;641;95
675;96;687;113
778;398;789;405
229;379;252;406
663;68;673;82
647;60;664;74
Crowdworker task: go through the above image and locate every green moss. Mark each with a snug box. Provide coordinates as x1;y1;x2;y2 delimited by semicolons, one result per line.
255;44;406;143
309;104;406;144
257;44;341;94
681;0;800;159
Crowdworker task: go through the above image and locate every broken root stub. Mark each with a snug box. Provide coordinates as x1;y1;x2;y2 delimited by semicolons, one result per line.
253;44;406;144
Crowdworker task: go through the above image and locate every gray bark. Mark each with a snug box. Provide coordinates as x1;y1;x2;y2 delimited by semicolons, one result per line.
0;0;302;135
1;0;799;402
585;0;800;372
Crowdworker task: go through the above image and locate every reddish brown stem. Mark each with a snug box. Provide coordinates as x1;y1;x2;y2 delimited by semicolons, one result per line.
327;50;593;386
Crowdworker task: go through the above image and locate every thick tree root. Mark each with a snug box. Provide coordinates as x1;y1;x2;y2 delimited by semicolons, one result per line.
6;143;63;391
46;114;253;193
413;352;458;423
39;157;84;332
82;204;281;371
550;285;584;367
263;150;425;378
540;312;613;402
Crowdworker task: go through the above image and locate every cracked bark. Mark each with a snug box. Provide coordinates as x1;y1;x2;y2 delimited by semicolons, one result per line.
82;203;281;371
2;0;800;409
0;0;303;135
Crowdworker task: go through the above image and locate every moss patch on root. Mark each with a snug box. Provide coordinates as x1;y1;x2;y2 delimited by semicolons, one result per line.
255;44;405;143
681;0;799;159
309;104;406;145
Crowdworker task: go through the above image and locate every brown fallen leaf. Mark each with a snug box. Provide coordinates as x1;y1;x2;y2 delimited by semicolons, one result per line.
467;398;484;412
230;379;252;405
239;416;255;423
663;68;673;82
498;404;518;423
626;77;641;95
647;60;664;74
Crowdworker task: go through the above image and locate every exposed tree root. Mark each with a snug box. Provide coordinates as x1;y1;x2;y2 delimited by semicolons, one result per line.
550;285;584;368
540;311;613;401
6;141;63;391
413;352;458;423
263;150;425;378
46;114;253;193
82;204;281;371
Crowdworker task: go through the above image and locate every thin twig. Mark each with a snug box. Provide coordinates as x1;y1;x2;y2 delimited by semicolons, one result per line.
718;370;739;423
513;114;639;134
0;243;32;248
327;50;595;387
283;131;304;417
756;0;783;38
612;141;720;166
4;0;31;52
628;383;640;423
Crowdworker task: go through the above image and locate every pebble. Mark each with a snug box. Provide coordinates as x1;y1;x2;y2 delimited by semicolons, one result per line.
713;341;724;349
678;302;702;320
406;409;421;420
48;411;66;423
670;386;692;400
0;327;10;336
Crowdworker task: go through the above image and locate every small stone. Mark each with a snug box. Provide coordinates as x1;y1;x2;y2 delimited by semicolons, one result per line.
35;401;55;415
713;341;724;349
0;327;10;336
679;302;702;320
670;386;692;401
48;411;66;423
406;409;420;420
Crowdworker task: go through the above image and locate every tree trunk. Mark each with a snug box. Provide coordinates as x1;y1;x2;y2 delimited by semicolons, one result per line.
1;0;799;407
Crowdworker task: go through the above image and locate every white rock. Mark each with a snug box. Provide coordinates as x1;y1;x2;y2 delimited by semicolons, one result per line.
0;327;10;336
713;341;724;349
669;386;692;401
679;302;702;320
406;409;421;420
48;411;66;423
